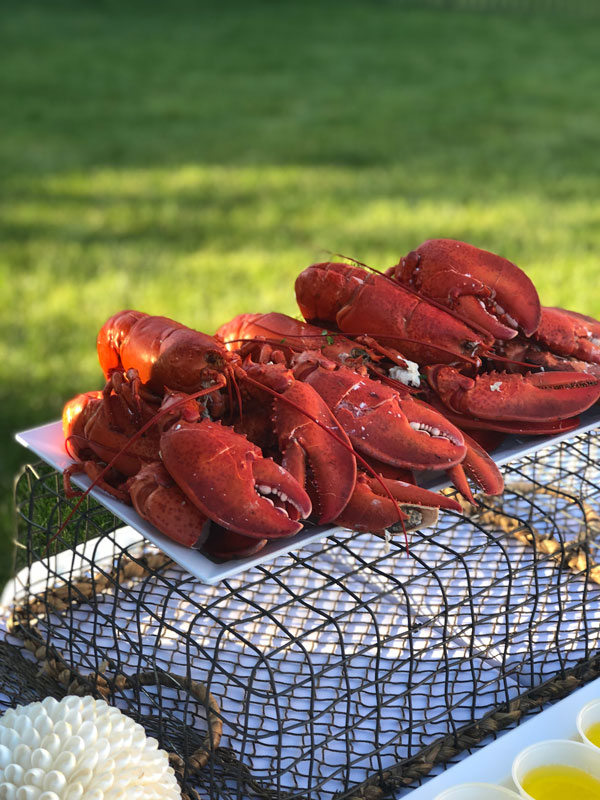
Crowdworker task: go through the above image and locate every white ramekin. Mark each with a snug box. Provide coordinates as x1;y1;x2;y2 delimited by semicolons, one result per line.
512;738;600;799
577;699;600;750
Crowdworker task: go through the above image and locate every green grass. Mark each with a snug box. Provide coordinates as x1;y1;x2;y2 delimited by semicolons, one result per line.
2;0;600;586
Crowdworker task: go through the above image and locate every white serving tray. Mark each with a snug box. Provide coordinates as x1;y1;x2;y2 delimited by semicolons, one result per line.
15;421;338;585
410;674;600;798
15;407;600;584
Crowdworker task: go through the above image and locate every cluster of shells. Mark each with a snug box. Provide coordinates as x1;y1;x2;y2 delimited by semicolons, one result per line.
0;695;180;799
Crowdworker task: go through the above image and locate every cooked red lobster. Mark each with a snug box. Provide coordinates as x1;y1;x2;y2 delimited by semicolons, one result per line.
62;239;600;560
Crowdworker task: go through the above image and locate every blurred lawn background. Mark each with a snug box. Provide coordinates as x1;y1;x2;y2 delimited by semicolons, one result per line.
2;0;600;586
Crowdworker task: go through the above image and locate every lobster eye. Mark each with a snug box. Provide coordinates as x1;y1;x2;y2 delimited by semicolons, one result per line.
206;350;222;365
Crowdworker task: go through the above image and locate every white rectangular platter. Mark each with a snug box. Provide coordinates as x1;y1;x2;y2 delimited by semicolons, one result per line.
409;674;600;798
16;406;600;584
15;421;337;585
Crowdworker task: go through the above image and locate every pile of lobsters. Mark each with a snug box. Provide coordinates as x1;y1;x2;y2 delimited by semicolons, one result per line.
62;239;600;559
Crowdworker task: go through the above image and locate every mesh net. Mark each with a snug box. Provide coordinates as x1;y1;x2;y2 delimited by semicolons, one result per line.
6;425;600;798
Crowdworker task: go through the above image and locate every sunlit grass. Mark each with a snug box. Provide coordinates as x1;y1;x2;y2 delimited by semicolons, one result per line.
2;0;600;585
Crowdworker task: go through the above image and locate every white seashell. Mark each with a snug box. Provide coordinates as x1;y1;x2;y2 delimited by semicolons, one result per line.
0;696;181;799
30;749;52;771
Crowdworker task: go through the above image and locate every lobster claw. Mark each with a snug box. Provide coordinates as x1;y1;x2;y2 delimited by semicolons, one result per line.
295;261;492;366
202;524;269;561
394;239;541;340
271;379;358;524
159;418;312;538
239;361;357;525
300;363;467;471
127;462;210;548
446;430;504;505
534;307;600;365
335;474;461;535
426;365;600;422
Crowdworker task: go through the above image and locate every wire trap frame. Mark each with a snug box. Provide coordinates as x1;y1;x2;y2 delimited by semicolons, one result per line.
7;425;600;800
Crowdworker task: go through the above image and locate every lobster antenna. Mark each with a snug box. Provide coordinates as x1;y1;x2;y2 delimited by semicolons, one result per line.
484;352;550;370
346;333;481;368
50;377;229;553
227;364;244;424
327;251;372;270
239;371;410;552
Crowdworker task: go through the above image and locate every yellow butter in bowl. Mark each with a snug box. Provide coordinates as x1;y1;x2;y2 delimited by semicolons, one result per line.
522;764;600;799
586;722;600;748
513;740;600;800
578;700;600;751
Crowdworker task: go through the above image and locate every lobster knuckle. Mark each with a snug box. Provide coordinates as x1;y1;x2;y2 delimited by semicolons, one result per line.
295;262;363;324
242;361;294;394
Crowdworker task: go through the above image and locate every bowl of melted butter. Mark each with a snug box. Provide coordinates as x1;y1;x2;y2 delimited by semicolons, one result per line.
513;739;600;799
578;699;600;752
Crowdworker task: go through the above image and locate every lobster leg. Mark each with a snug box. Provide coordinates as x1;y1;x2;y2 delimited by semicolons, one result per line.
63;461;130;504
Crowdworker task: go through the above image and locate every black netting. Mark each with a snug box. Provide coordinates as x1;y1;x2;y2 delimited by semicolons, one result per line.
7;426;600;799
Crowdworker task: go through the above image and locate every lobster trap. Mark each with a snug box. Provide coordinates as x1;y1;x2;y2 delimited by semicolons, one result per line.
5;424;600;799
